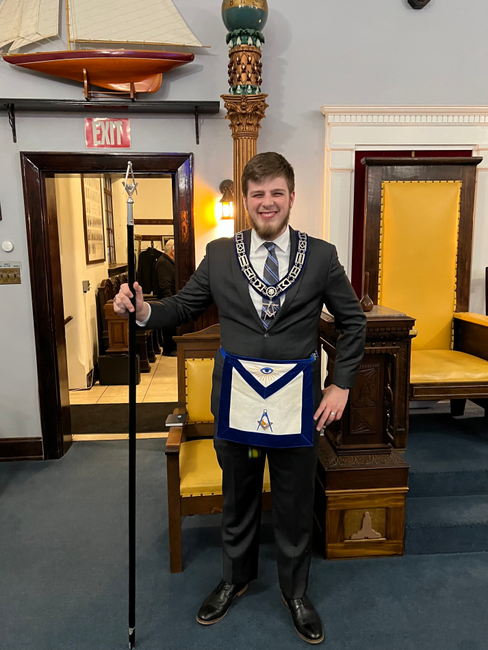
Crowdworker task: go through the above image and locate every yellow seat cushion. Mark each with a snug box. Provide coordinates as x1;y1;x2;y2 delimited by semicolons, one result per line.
411;349;488;384
186;358;214;423
179;439;271;497
453;313;488;328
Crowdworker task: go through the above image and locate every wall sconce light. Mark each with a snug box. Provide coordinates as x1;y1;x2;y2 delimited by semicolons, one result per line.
219;179;234;219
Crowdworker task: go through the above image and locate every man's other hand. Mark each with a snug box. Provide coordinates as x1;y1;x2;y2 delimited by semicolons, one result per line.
313;385;349;431
113;282;149;322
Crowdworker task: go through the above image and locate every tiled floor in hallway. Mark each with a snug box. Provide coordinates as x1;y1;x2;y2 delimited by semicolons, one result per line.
69;354;178;405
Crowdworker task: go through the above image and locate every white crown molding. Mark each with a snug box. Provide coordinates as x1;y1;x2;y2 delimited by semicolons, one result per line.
321;106;488;125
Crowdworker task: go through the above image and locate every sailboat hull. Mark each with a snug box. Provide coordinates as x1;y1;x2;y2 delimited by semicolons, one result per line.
2;49;194;93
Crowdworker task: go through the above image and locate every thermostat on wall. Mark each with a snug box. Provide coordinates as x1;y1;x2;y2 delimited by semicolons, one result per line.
2;240;14;252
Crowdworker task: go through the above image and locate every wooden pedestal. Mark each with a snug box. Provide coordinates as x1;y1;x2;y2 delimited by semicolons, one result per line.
320;305;416;450
314;436;409;559
315;306;414;559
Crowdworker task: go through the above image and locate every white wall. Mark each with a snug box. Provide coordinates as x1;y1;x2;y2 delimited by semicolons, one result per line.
1;0;488;438
56;175;109;389
111;177;174;259
111;177;129;265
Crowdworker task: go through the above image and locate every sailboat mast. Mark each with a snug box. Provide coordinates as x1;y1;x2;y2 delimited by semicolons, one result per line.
65;0;72;50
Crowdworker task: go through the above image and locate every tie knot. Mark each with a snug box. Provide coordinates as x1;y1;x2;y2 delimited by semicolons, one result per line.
264;242;275;251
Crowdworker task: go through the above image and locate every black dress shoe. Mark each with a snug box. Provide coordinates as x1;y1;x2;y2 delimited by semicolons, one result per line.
282;593;324;644
196;580;248;625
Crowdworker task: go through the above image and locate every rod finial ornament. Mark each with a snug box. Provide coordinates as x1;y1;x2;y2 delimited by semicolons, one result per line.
123;161;138;199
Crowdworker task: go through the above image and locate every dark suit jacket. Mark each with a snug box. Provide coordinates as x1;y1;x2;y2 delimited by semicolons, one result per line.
137;247;162;295
145;227;366;416
154;253;176;299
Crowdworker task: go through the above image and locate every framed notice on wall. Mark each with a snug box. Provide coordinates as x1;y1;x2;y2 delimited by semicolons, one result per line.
81;175;105;264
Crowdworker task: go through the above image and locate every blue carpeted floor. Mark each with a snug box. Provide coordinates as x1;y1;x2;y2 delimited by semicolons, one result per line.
1;407;487;650
404;405;488;555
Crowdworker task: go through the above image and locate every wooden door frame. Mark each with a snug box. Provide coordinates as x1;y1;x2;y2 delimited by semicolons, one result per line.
21;152;195;460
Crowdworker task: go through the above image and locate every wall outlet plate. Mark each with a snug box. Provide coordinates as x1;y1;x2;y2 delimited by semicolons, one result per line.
0;261;21;285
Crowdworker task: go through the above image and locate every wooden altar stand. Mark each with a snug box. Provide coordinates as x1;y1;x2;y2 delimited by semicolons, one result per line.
314;306;415;559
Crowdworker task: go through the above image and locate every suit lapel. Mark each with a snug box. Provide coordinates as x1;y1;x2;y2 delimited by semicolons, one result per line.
267;227;305;331
231;229;265;329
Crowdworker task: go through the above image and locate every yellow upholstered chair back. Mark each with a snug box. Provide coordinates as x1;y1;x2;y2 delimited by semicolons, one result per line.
174;324;220;437
378;180;461;351
185;358;214;423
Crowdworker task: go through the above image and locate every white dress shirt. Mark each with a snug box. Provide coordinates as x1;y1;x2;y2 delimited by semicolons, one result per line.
137;226;292;326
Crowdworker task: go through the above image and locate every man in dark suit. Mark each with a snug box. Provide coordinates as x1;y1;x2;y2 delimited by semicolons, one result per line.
137;242;162;295
154;239;176;300
154;239;177;355
114;153;366;644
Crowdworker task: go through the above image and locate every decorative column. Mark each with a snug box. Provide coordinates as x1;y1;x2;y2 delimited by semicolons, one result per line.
221;0;269;232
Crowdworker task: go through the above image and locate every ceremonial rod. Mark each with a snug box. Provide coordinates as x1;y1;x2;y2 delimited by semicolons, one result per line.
123;162;138;650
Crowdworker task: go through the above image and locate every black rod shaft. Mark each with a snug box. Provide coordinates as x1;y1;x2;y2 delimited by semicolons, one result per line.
127;212;136;649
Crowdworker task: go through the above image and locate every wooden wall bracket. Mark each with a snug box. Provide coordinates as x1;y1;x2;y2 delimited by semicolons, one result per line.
1;99;220;144
7;103;16;143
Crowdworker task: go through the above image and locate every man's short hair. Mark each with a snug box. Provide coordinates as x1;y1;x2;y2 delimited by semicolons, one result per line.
164;239;174;255
242;152;295;196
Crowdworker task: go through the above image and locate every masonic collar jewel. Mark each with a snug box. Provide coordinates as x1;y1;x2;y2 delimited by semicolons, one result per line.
263;299;279;319
257;409;273;432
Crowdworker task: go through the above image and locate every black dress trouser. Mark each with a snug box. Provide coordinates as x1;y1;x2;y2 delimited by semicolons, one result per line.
214;433;319;599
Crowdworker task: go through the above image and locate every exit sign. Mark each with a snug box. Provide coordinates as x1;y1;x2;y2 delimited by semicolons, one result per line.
85;118;131;148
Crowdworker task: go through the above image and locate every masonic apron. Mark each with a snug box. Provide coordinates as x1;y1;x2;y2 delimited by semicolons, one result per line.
216;349;316;448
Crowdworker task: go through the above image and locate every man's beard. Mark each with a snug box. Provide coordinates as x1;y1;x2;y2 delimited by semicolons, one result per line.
246;210;290;240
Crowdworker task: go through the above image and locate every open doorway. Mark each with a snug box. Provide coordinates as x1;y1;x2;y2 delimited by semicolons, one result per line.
54;173;180;438
21;153;195;459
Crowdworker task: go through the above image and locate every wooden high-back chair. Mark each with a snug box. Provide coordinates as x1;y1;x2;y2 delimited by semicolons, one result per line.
362;157;488;424
112;275;122;296
165;324;272;573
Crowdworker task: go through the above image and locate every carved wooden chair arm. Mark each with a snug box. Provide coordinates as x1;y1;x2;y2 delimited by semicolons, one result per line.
454;313;488;328
165;427;184;454
165;406;188;454
453;313;488;362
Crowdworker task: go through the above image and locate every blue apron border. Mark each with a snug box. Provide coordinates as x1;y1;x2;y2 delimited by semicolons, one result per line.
216;349;315;448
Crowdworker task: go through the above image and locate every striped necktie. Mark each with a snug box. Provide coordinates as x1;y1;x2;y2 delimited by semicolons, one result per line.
261;241;280;329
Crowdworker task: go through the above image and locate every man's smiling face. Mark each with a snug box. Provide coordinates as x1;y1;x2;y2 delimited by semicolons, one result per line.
243;176;295;241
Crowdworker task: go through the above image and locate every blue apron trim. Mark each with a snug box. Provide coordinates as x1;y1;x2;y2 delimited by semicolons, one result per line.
216;348;315;449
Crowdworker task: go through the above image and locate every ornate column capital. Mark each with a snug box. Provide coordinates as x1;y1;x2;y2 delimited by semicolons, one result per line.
221;93;269;139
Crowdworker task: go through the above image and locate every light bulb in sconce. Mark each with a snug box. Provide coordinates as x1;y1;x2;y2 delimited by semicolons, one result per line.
219;179;234;220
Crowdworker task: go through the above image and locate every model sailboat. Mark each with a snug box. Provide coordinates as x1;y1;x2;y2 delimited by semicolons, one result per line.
0;0;202;96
